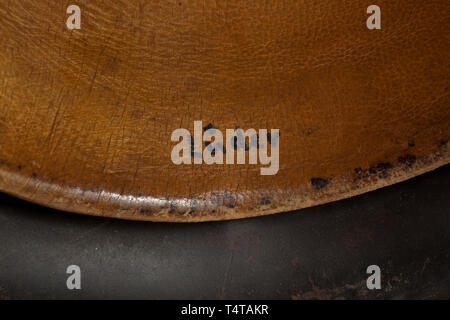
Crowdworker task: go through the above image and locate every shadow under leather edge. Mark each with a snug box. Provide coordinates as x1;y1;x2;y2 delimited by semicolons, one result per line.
0;142;448;223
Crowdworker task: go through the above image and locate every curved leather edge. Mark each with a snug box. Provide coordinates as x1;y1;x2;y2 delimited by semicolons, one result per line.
0;141;448;222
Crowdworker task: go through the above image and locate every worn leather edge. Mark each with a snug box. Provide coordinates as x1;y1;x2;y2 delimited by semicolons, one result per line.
0;142;448;222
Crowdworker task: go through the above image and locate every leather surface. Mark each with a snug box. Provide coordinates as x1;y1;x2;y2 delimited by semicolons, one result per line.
0;0;449;221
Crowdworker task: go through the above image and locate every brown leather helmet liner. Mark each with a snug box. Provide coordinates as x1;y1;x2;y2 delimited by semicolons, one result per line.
0;0;449;222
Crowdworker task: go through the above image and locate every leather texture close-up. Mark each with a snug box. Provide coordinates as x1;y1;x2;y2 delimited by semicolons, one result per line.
0;0;449;221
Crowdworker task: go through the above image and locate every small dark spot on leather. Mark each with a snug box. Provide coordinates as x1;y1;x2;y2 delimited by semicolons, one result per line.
311;178;330;190
169;202;177;213
189;198;198;213
398;154;416;168
222;192;237;208
17;165;22;170
210;193;219;205
354;167;370;181
31;172;37;178
369;162;393;179
260;197;271;205
408;140;415;147
305;128;313;136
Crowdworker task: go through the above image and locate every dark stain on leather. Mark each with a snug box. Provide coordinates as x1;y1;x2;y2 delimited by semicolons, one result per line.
369;162;393;179
260;197;271;205
311;178;331;190
354;167;368;181
169;201;177;214
222;192;237;208
398;154;417;168
189;198;198;213
354;162;394;181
